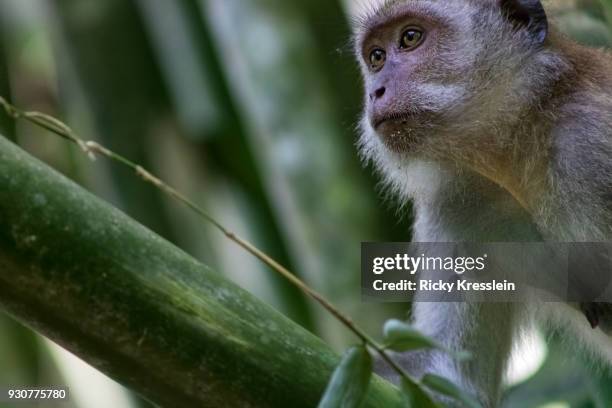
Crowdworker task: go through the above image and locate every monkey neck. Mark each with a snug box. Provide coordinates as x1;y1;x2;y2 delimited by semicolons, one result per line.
462;143;548;215
461;38;580;216
468;158;546;215
462;85;570;215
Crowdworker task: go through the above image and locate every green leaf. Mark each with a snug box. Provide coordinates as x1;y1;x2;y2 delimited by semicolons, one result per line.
421;374;481;408
382;320;471;361
400;377;439;408
318;346;373;408
383;319;438;352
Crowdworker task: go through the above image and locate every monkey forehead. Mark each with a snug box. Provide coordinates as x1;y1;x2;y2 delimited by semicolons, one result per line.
353;0;470;50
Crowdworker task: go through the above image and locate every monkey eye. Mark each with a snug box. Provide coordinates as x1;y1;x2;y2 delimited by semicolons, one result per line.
368;48;386;71
399;28;424;49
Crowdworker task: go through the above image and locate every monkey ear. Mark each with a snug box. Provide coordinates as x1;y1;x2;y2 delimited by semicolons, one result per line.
499;0;548;44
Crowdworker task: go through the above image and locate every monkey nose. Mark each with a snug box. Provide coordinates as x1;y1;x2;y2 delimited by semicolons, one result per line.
369;86;386;102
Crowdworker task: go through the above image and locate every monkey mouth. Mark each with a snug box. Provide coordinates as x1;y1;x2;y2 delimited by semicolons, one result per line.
372;112;419;130
370;111;432;151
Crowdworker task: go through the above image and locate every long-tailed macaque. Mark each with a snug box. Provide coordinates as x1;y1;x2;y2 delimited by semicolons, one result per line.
353;0;612;405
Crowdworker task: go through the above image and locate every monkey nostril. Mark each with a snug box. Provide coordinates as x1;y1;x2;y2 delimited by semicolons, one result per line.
371;87;386;101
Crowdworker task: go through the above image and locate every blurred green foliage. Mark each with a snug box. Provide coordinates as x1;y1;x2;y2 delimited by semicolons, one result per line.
0;0;611;407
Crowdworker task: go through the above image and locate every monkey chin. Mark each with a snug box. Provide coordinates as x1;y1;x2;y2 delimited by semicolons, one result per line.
374;119;428;154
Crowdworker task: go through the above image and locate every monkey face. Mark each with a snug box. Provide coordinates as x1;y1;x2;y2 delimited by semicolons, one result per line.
356;1;467;153
355;0;550;158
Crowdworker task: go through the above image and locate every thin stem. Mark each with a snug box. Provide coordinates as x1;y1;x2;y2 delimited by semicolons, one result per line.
0;96;417;385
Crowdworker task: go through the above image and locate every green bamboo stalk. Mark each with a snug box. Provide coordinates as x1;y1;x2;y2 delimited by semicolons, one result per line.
53;0;315;331
0;134;402;407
